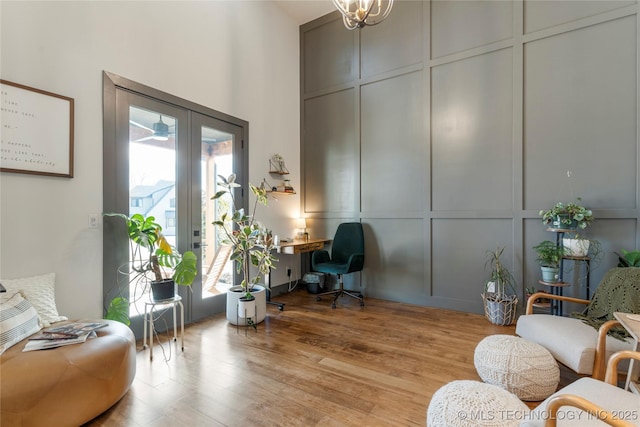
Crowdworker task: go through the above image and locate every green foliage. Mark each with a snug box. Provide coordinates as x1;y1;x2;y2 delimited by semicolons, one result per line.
483;246;517;299
105;297;130;325
533;240;567;268
618;249;640;267
539;198;594;229
103;212;198;324
212;174;277;294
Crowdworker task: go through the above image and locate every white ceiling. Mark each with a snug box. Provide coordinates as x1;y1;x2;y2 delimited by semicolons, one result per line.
273;0;336;25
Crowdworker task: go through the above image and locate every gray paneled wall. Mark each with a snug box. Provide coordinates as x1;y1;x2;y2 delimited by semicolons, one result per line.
300;0;639;315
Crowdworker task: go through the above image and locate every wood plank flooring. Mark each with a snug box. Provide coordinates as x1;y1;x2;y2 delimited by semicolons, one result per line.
84;289;577;427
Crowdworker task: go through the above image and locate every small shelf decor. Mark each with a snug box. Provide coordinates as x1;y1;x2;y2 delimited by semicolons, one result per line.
268;153;289;175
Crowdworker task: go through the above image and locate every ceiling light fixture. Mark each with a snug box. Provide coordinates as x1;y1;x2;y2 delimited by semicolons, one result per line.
152;116;169;141
332;0;393;30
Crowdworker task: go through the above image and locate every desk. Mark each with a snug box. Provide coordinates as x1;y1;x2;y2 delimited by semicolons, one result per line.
613;312;640;395
279;238;331;277
265;238;331;310
278;238;331;255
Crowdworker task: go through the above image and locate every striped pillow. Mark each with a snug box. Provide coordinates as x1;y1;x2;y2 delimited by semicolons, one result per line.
0;291;41;354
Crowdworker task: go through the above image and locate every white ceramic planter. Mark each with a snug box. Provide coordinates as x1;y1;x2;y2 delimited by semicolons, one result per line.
563;238;590;257
237;297;256;318
226;285;267;325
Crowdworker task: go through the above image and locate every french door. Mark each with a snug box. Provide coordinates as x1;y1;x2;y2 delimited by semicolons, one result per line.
103;72;247;337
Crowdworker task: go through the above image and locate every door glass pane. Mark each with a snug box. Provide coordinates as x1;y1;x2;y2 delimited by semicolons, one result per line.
201;126;234;299
128;105;176;316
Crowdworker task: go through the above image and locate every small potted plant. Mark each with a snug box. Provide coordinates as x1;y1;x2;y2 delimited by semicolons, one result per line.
616;249;640;267
481;246;518;326
212;174;278;327
533;240;567;283
539;197;593;230
103;213;198;324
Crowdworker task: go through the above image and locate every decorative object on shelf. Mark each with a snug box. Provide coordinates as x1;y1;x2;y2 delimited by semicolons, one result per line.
539;198;593;230
481;246;518;326
268;153;289;175
332;0;394;30
102;213;198;325
533;240;567;283
212;174;277;326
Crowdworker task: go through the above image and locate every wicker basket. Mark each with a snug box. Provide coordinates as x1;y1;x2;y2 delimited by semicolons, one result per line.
482;293;517;326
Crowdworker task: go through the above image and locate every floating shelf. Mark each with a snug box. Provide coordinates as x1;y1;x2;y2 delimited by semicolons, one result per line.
267;190;296;195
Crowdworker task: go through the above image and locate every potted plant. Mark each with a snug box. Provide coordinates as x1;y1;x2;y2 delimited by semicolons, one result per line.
481;247;518;326
212;174;277;327
103;213;198;324
539;197;593;230
616;249;640;267
533;240;567;283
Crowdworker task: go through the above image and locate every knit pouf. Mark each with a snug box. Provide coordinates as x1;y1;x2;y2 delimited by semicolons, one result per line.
474;334;559;401
427;380;528;427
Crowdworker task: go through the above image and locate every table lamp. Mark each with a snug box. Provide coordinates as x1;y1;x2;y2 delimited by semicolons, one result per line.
296;217;308;241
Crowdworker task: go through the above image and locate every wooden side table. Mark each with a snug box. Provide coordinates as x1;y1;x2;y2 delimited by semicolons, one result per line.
143;295;184;361
613;312;640;395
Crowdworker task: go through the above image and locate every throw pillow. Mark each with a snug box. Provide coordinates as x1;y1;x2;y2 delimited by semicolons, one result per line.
0;291;41;354
1;273;68;327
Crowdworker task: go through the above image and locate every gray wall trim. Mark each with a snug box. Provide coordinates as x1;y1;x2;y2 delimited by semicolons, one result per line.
300;1;640;314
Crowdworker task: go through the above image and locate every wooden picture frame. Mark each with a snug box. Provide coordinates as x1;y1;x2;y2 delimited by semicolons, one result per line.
1;79;74;178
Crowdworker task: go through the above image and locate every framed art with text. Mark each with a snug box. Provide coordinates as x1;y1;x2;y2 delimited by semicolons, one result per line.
1;79;74;178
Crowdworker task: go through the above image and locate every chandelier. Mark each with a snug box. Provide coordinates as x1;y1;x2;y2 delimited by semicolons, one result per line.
332;0;394;30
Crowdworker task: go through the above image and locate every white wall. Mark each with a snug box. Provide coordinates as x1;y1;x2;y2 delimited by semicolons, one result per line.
0;1;303;319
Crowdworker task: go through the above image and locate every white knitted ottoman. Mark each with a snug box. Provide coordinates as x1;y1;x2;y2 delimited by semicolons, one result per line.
427;380;528;427
474;334;559;401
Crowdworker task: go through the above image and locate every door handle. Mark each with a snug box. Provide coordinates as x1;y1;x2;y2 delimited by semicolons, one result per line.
193;242;208;249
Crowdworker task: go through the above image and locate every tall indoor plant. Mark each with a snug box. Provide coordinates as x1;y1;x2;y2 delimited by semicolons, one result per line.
103;213;197;324
481;246;518;326
212;174;277;327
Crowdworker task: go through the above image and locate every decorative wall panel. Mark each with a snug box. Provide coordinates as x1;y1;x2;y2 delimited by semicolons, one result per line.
303;90;357;214
431;0;512;59
524;0;635;34
363;218;426;303
360;1;423;78
301;1;640;314
431;48;513;212
303;18;354;94
432;219;513;311
361;72;425;214
523;16;637;210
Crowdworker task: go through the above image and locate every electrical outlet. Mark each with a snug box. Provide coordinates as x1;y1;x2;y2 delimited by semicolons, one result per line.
287;267;292;277
88;214;99;229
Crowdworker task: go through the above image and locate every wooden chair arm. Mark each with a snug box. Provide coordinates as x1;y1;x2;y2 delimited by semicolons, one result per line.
605;350;640;385
525;292;590;315
593;320;622;380
545;394;636;427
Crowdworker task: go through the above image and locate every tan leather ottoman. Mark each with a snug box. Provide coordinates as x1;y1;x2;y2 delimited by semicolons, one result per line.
1;319;136;427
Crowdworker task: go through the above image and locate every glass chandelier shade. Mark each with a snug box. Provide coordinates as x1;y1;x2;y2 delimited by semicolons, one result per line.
332;0;394;30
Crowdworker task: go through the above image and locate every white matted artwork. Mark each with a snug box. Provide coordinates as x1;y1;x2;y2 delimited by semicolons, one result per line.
1;80;74;178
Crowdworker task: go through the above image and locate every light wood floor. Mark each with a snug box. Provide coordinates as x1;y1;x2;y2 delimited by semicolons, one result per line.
85;289;578;427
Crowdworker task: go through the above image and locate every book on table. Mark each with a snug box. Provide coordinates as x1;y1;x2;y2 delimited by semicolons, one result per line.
23;321;108;352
